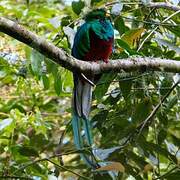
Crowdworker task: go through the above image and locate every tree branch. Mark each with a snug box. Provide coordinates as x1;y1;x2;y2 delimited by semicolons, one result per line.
148;2;180;11
0;17;180;74
137;80;180;137
13;148;92;179
105;1;180;11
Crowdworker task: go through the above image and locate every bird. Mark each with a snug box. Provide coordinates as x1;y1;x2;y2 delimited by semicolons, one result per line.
71;8;114;168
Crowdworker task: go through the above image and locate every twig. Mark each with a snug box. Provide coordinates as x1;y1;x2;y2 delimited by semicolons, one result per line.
148;2;180;12
153;123;160;174
175;147;180;157
57;131;66;165
138;9;180;51
137;81;179;137
97;73;150;86
46;159;91;180
13;148;91;174
105;1;143;7
104;87;173;96
164;162;174;173
153;166;178;180
121;16;179;27
13;157;90;180
105;1;180;12
0;112;9;117
55;120;72;165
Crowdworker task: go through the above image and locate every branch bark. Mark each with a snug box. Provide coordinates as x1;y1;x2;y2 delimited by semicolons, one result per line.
148;2;180;11
0;17;180;74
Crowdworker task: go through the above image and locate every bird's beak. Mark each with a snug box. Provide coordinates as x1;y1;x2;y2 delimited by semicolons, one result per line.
106;12;111;17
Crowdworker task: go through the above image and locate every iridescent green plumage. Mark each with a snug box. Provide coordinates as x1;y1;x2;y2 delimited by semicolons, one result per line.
72;9;114;60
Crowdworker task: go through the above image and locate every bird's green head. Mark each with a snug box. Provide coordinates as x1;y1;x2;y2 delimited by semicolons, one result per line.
85;9;108;21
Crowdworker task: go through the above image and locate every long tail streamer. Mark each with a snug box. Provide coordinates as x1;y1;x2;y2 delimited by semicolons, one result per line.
72;112;97;168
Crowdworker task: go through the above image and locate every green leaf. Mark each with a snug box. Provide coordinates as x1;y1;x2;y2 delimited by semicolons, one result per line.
127;151;147;168
0;118;13;131
117;39;138;55
18;146;39;157
164;50;176;59
61;16;72;27
92;110;109;135
155;38;180;54
167;96;177;110
114;16;129;35
94;73;116;100
138;137;177;164
91;0;103;5
53;70;62;96
45;58;57;73
157;112;168;126
158;129;167;145
165;26;180;37
30;50;44;76
25;46;31;60
121;28;145;47
26;164;47;178
165;171;180;180
42;74;50;90
160;77;172;95
119;79;132;99
94;173;114;180
132;97;152;123
29;134;49;149
171;134;180;147
72;0;85;15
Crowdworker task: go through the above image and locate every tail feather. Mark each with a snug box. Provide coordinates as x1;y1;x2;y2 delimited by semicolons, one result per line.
72;113;96;168
72;74;97;168
81;81;92;118
83;118;93;146
72;113;82;148
73;74;92;119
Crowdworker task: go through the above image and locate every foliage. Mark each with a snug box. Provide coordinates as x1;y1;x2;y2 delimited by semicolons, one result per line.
0;0;180;179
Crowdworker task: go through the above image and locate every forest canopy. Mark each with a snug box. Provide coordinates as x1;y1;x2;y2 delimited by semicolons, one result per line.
0;0;180;179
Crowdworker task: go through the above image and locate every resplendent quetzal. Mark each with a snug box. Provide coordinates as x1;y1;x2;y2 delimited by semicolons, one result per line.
71;9;114;167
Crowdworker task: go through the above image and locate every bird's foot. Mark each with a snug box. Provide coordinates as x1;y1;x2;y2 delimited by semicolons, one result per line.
103;59;109;63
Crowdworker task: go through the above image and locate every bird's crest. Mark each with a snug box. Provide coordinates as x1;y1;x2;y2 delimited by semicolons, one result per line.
85;9;108;21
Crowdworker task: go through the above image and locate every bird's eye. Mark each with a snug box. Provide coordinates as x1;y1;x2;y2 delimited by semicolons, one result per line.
95;16;100;19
